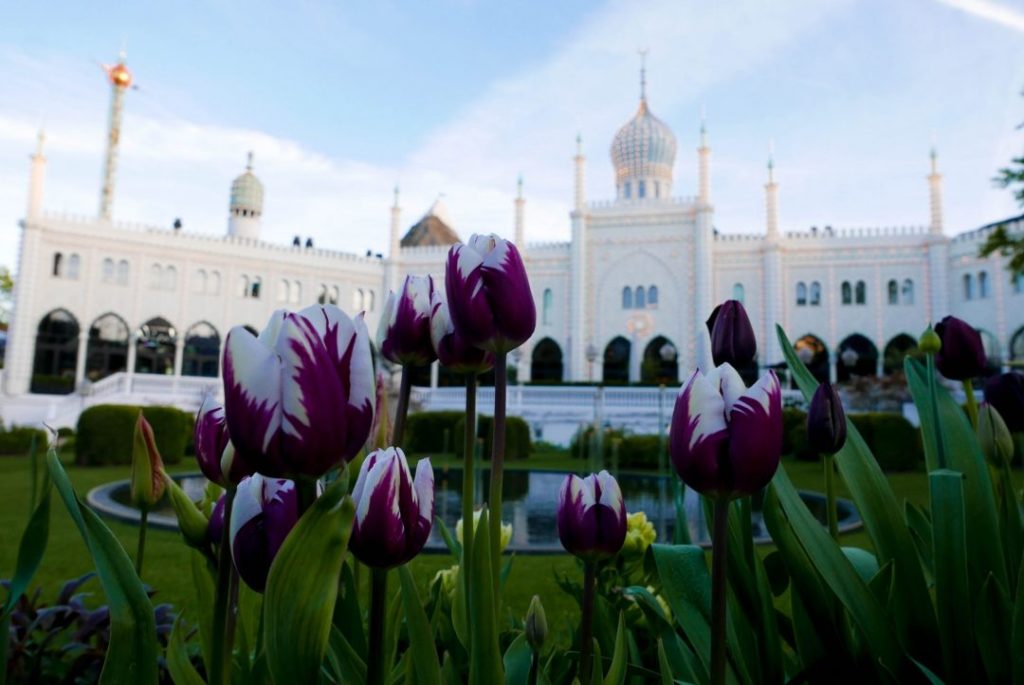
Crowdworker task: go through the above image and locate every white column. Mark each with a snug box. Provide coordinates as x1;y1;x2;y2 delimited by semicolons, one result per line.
569;136;588;381
173;338;185;377
4;227;43;394
75;331;88;387
387;187;402;294
928;148;943;236
761;158;783;367
27;131;46;220
429;360;439;389
126;333;138;378
693;207;715;372
697;123;710;206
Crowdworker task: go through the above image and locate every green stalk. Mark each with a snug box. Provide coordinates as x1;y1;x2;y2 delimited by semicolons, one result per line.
392;366;413;448
578;561;597;684
462;372;477;646
135;508;148;577
926;353;948;470
489;354;508;608
210;487;236;685
710;498;730;685
367;568;388;685
963;378;979;431
824;453;839;540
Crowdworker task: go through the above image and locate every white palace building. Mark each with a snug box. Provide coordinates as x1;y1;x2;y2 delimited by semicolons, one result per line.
3;55;1024;434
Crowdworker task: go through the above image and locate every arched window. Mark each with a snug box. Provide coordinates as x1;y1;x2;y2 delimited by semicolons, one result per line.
183;322;220;377
635;286;646;308
642;336;679;385
796;282;807;306
638;180;646;199
622;286;633;309
194;269;207;295
603;337;631;383
85;313;129;381
648;285;659;307
117;260;130;285
277;279;289;302
964;273;974;300
887;279;898;305
809;281;821;306
329;286;339;305
366;290;375;311
855;280;866;305
163;265;177;291
208;271;221;295
901;279;914;305
150;264;163;289
732;283;745;304
624;182;631;199
249;277;261;299
66;254;81;280
317;284;328;305
654;181;660;198
530;338;563;382
52;253;63;277
290;281;302;305
978;271;990;299
135;317;176;375
542;288;553;325
31;309;80;394
352;288;364;310
102;258;115;283
841;281;852;305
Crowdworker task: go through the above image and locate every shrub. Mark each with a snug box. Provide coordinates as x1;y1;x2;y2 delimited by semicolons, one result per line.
781;408;807;456
405;411;464;454
780;408;922;471
453;414;532;461
76;404;190;466
570;426;626;465
0;426;48;456
617;434;661;469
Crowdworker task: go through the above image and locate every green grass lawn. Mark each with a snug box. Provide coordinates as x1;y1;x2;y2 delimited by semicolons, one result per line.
0;449;988;640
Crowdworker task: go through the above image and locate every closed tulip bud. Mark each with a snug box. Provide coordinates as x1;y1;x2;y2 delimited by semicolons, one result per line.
934;316;987;381
807;383;847;455
984;372;1024;433
557;471;627;561
670;365;783;500
525;595;548;650
978;403;1014;467
223;305;375;479
131;412;166;509
445;234;536;354
456;509;513;550
163;473;209;548
208;493;226;545
378;275;438;367
349;448;434;569
706;300;757;368
195;396;252;487
230;475;302;592
918;325;942;355
367;372;393;451
429;289;494;374
621;511;657;558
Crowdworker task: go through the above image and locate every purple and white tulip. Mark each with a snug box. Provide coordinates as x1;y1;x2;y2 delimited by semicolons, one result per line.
208;493;226;546
670;364;783;500
229;474;302;592
223;304;375;479
377;275;438;367
445;234;536;354
429;289;494;374
195;396;251;487
349;447;434;569
556;471;627;561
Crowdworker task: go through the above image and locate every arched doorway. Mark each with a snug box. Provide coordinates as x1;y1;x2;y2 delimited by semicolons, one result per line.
603;336;630;384
641;336;678;385
530;338;563;383
794;334;829;385
85;313;129;381
135;317;177;375
978;329;1002;376
31;309;79;394
883;334;918;375
1011;326;1024;363
183;322;220;377
837;334;878;382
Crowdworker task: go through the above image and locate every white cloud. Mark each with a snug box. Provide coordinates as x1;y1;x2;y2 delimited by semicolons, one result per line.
935;0;1024;33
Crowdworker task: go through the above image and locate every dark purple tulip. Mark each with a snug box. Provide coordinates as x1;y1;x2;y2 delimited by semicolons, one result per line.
985;371;1024;433
223;304;375;479
557;471;627;561
195;396;252;486
349;448;434;569
807;383;847;454
445;234;536;354
706;300;757;368
670;364;783;500
934;316;987;381
429;289;494;374
229;474;301;592
208;494;226;545
377;275;438;367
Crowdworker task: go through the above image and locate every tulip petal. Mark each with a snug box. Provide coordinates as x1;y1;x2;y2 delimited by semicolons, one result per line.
445;243;497;347
223;327;284;473
670;370;729;496
707;363;746;417
478;237;536;350
195;395;229;486
726;371;783;495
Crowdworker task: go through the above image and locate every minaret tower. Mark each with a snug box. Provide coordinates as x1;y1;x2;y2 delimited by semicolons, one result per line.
27;130;46;219
574;134;586;212
569;134;588;379
928;146;943;235
98;51;133;221
926;145;949;322
514;174;525;246
761;149;783;371
765;153;779;240
228;152;264;240
390;185;402;257
697;115;711;205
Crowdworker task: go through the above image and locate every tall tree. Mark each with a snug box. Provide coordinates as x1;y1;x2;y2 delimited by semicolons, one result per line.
979;99;1024;278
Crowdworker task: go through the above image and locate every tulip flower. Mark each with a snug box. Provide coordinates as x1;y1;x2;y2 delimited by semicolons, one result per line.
208;493;226;545
525;595;548;651
377;274;438;367
429;289;494;374
131;411;166;509
670;364;783;500
195;396;251;487
444;233;536;354
349;447;434;569
230;474;301;592
706;300;757;369
366;372;392;451
223;304;375;479
985;371;1024;433
807;383;847;455
934;316;986;381
556;471;627;562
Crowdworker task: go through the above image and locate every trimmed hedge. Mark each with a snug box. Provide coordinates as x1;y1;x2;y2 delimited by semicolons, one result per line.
76;404;191;466
785;409;922;471
0;426;48;455
452;414;532;461
405;411;464;454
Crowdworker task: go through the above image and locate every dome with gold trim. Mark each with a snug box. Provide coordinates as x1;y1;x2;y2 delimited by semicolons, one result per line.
610;98;676;201
230;153;264;218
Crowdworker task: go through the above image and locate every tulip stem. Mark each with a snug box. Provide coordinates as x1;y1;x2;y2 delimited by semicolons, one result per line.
135;508;148;577
462;372;477;644
579;561;597;684
963;378;979;431
710;498;730;685
367;567;388;685
392;366;413;448
926;353;948;470
296;477;318;518
210;488;236;685
489;353;508;610
824;453;839;541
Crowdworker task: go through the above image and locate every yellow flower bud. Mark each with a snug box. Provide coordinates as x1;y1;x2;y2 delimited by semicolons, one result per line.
456;510;512;550
621;511;657;557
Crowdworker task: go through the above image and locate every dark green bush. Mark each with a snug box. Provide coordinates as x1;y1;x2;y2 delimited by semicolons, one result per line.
405;411;464;454
780;409;921;471
570;426;626;464
617;434;661;469
781;408;807;456
76;404;190;466
0;426;48;455
453;414;532;461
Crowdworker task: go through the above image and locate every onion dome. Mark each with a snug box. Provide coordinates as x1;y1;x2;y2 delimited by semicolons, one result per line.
401;197;460;247
230;152;264;218
105;54;133;89
610;95;676;202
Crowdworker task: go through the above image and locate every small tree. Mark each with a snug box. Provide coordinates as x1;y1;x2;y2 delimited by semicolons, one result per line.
979;94;1024;278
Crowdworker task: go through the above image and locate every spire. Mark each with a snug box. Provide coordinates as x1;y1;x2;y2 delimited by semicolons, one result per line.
697;112;711;205
246;150;254;172
514;174;525;246
98;50;133;220
765;141;779;239
27;129;47;219
928;144;943;235
389;184;402;258
573;133;586;212
638;49;648;102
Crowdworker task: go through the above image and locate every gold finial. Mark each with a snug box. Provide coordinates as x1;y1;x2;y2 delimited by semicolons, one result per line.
246;151;254;172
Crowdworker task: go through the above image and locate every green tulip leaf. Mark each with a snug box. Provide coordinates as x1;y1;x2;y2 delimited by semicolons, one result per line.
333;561;368;657
326;625;367;685
603;612;628;685
975;572;1012;683
1012;554;1024;685
468;509;503;685
167;615;206;685
502;632;532;685
398;564;443;685
47;449;158;685
435;515;462;559
263;476;355;685
657;639;674;685
188;550;216;674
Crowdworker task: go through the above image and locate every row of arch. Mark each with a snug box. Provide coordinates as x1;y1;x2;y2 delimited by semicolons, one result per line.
529;335;680;385
621;285;660;310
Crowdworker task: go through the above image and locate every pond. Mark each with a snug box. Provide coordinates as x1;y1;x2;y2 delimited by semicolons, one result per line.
87;469;861;553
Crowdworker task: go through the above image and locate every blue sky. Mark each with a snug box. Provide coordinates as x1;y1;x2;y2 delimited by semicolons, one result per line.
1;0;1023;267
